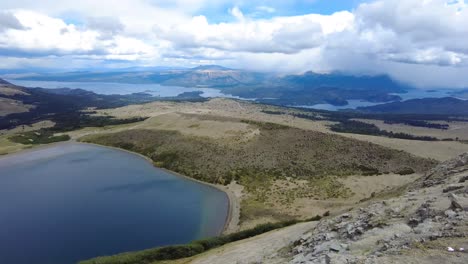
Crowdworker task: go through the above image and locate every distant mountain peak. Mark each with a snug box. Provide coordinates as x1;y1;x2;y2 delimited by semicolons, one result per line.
192;65;232;71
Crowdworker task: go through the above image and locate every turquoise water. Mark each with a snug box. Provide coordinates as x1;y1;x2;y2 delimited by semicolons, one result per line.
0;143;228;264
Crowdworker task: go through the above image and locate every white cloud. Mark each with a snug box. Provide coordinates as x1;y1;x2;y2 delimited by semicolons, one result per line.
86;16;124;39
156;11;353;54
0;10;157;62
0;11;26;32
0;0;468;88
229;6;245;22
256;6;276;13
354;0;468;66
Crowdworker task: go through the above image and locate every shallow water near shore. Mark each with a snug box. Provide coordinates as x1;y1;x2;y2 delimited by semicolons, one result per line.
0;143;228;264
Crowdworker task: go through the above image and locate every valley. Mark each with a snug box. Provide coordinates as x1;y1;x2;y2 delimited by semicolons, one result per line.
73;98;468;264
2;79;468;263
2;1;468;263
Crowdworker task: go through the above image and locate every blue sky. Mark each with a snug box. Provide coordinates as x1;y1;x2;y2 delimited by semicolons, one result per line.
196;0;367;22
0;0;468;88
54;1;368;25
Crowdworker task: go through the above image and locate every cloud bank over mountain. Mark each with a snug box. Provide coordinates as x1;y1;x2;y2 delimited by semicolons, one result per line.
0;0;467;88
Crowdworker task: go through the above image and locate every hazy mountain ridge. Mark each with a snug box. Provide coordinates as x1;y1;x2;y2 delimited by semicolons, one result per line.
11;66;410;106
0;78;204;130
277;71;407;92
0;79;12;85
358;97;468;116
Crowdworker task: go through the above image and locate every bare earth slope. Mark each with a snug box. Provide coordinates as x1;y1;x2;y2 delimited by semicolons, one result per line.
0;81;33;116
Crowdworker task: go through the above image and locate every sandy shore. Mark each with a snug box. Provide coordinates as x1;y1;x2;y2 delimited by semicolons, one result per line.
216;182;243;234
155;166;242;234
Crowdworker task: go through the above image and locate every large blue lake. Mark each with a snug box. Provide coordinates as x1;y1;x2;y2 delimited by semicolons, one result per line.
6;79;461;111
6;79;240;99
0;143;228;264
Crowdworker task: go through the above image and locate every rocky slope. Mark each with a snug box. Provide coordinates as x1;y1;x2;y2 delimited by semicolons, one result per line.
288;153;468;264
185;153;468;264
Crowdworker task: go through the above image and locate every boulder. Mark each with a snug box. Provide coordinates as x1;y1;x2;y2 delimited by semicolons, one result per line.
449;193;468;211
443;185;465;193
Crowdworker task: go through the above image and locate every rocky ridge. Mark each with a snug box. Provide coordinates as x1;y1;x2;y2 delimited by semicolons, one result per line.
289;153;468;264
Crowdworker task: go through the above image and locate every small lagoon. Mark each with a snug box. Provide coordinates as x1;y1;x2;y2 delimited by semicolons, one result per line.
0;143;228;264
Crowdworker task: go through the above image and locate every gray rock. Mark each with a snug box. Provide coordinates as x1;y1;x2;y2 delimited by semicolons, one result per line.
443;185;465;193
313;243;329;255
419;153;468;189
445;209;457;219
310;255;331;264
340;243;349;251
459;175;468;183
341;213;351;219
292;253;311;263
300;232;312;242
296;245;305;253
449;193;468;211
408;217;420;227
329;242;341;252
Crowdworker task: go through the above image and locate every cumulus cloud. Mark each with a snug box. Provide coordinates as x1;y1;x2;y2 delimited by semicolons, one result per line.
229;6;245;21
86;16;124;39
0;11;156;60
354;0;468;66
0;11;26;32
156;11;353;54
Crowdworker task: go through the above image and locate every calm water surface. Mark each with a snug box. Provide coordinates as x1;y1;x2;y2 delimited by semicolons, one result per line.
6;79;240;99
303;88;457;111
8;79;460;111
0;143;228;264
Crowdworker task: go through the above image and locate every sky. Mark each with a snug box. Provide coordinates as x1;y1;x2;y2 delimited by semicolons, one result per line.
0;0;468;88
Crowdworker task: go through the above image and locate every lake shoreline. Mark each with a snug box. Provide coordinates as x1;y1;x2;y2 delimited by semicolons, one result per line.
78;141;238;235
2;140;238;235
0;141;233;264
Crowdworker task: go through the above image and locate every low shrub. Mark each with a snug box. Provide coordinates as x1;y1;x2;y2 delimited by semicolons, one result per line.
329;120;439;141
241;120;289;130
396;167;415;175
79;217;321;264
9;130;70;145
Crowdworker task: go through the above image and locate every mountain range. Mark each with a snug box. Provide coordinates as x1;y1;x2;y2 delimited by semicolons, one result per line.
11;65;410;107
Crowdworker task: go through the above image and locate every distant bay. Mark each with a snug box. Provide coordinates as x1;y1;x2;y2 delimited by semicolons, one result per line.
6;79;460;111
299;88;456;111
6;79;241;99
